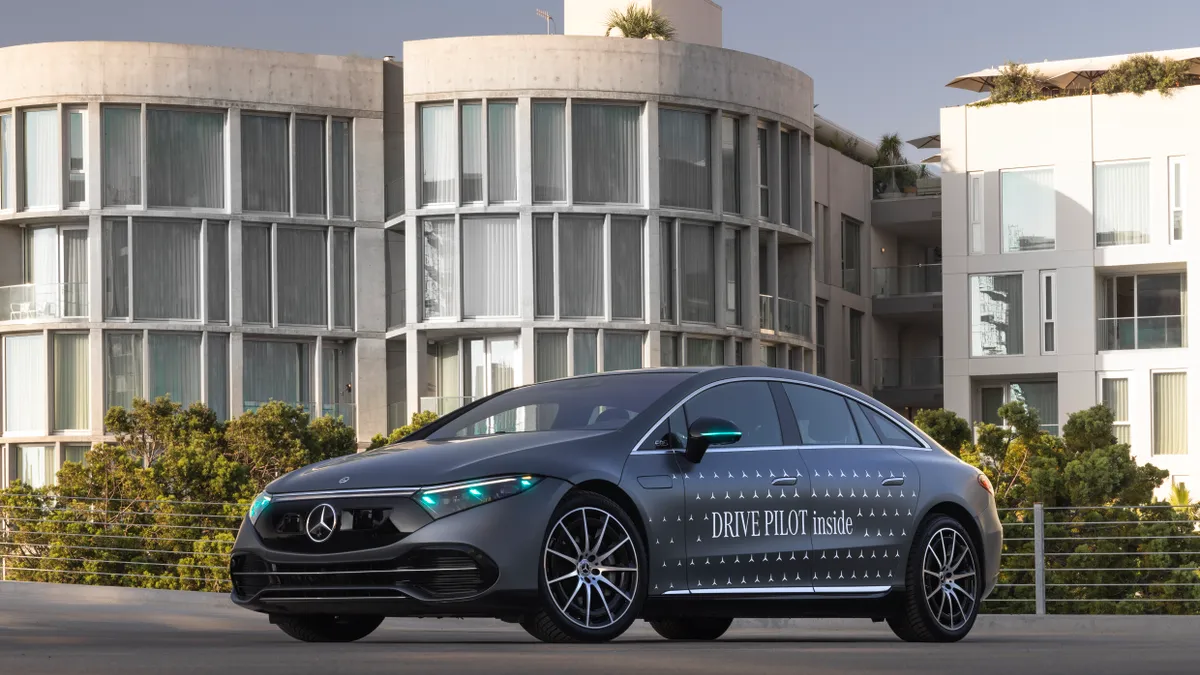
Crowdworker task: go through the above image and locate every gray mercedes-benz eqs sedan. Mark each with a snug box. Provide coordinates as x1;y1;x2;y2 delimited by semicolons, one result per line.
230;367;1001;644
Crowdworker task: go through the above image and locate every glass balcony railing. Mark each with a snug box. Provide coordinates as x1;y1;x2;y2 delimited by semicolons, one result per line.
419;396;475;417
872;164;941;200
320;403;356;423
875;357;944;390
243;401;318;417
387;402;409;432
778;297;811;339
1097;316;1186;351
759;294;775;331
872;265;942;297
0;283;88;321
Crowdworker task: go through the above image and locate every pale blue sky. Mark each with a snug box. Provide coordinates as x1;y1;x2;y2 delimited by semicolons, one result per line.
4;0;1200;159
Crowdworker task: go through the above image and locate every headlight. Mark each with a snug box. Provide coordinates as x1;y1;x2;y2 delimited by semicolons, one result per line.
248;491;272;525
414;475;542;519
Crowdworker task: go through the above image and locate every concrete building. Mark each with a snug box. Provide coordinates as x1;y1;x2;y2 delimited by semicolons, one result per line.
0;0;887;487
942;50;1200;491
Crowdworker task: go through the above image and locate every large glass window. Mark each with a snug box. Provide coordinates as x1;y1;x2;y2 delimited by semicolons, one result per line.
321;340;356;421
149;332;202;406
242;224;272;324
1102;377;1130;445
971;274;1024;356
17;445;54;489
208;333;229;422
1;112;10;209
610;217;643;320
1153;372;1187;455
660;220;676;322
488;102;518;203
102;106;141;206
535;331;568;382
685;381;781;447
331;119;352;218
104;332;143;413
560;215;605;318
757;126;769;219
1001;167;1054;251
207;222;228;323
463;217;518;318
422;218;457;319
1099;273;1186;351
277;227;328;326
685;336;723;366
295;116;327;216
460;103;483;203
573;330;598;376
725;228;741;325
572;103;640;204
722;116;739;214
421;104;455;206
132;220;201;320
331;228;354;329
841;217;861;294
147;108;225;209
1095;160;1150;247
680;223;715;323
241;114;289;213
244;340;312;411
103;218;129;319
66;108;86;205
5;334;46;433
386;229;406;329
54;333;89;431
604;332;643;371
1010;382;1058;436
532;102;566;203
968;171;984;254
24;109;58;209
659;108;710;210
782;384;859;444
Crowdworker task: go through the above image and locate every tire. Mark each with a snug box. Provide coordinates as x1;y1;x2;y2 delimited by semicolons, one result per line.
648;616;733;641
272;614;384;643
887;514;981;643
520;490;647;643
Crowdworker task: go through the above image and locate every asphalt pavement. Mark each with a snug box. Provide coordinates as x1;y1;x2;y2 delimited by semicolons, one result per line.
1;581;1198;675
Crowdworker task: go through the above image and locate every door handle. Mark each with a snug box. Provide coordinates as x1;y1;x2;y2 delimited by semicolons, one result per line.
881;477;904;487
772;477;797;486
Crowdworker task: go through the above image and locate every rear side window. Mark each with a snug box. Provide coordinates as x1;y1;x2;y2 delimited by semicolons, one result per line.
782;384;860;445
684;382;782;447
861;404;924;448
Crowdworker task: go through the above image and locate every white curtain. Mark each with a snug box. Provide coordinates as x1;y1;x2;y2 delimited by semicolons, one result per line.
660;221;675;321
295;117;327;215
535;216;555;316
680;223;715;323
573;330;598;375
331;119;352;217
422;219;457;319
147;109;225;208
277;227;328;326
149;332;202;406
611;217;643;320
331;228;354;329
103;218;130;319
5;335;46;433
27;228;59;317
18;446;53;489
572;103;640;204
1094;161;1150;246
1154;372;1187;455
54;333;89;431
685;337;722;366
241;225;272;324
462;217;518;318
1001;167;1055;251
1010;382;1058;435
103;107;141;206
24;109;58;208
104;332;143;412
241;114;289;213
1102;378;1130;445
133;220;201;320
460;103;483;203
63;229;88;318
722;116;739;213
660;108;710;210
604;332;643;371
208;333;229;421
421;105;455;205
559;215;604;318
971;274;1024;356
488;102;518;203
532;102;566;203
244;340;309;408
386;230;405;329
207;222;228;322
536;332;567;382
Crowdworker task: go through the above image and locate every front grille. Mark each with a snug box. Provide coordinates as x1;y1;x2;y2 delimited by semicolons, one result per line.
255;496;431;554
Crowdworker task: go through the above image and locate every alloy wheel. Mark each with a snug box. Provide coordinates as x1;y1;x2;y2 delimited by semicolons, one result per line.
921;526;978;632
543;506;639;630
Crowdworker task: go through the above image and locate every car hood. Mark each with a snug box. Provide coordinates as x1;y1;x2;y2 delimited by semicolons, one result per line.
266;429;619;493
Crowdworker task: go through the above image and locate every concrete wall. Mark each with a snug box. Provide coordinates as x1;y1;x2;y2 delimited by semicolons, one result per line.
564;0;723;48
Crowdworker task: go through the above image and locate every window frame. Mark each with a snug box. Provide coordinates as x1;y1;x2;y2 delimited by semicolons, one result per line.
1000;165;1056;253
570;100;643;206
532;213;645;323
969;272;1025;357
145;105;228;212
1170;156;1185;243
1098;374;1131;446
968;170;984;255
64;106;87;208
658;105;713;212
1093;158;1151;248
1040;270;1056;355
1;109;12;211
1098;272;1187;351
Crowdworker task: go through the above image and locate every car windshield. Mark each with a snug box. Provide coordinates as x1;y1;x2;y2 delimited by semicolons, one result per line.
426;372;692;439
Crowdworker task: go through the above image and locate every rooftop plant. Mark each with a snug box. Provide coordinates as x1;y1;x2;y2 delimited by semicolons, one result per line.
604;3;677;40
1093;54;1191;96
975;61;1048;106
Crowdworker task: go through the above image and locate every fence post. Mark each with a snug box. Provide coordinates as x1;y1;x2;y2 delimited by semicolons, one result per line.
1033;502;1045;615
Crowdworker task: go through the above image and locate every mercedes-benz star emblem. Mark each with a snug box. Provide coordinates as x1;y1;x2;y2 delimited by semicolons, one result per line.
305;503;338;543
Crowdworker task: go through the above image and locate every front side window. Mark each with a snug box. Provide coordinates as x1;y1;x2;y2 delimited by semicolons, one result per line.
1099;273;1186;350
102;106;141;206
573;103;640;204
659;108;711;211
1001;167;1054;252
685;381;781;447
860;404;923;447
680;223;716;323
1101;377;1130;445
782;383;858;445
1153;372;1187;455
147;108;225;209
24;109;59;209
5;334;46;433
971;273;1024;356
1094;160;1150;247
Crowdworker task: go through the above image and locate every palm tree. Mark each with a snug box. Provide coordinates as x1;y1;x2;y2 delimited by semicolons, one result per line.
1169;483;1193;509
873;132;909;197
605;3;677;40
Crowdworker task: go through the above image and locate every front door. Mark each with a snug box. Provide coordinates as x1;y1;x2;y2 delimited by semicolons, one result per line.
681;381;814;593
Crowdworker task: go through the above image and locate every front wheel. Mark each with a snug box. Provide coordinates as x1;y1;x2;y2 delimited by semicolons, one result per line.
648;616;733;641
272;614;384;642
887;515;981;642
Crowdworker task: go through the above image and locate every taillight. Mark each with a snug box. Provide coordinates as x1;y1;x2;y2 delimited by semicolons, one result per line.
977;473;994;495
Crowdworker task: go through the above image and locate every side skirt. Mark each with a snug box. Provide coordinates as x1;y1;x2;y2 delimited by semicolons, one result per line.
641;591;903;620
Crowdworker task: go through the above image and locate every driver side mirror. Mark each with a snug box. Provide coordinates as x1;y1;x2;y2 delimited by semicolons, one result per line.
684;417;742;464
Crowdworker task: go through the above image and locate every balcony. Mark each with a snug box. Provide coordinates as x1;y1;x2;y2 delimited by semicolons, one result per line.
0;283;88;322
872;165;941;201
778;297;811;339
1098;316;1186;351
870;164;941;238
419;396;475;417
873;357;944;411
871;265;942;322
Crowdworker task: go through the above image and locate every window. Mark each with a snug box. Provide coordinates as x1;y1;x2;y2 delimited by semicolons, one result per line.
660;334;678;367
1;111;10;209
781;384;858;444
277;227;328;326
132;220;202;320
535;216;555;317
849;310;863;386
242;224;272;324
5;334;46;433
1102;377;1130;445
735;340;746;366
386;229;406;329
331;228;354;329
1010;382;1058;435
611;217;643;320
604;332;643;371
149;332;202;406
321;340;356;420
559;215;605;318
488;101;518;203
1095;160;1149;246
241;114;289;213
420;104;455;206
724;228;740;325
147;108;225;209
24;109;58;209
722;116;740;213
573;330;598;376
757;126;769;219
1153;372;1187;455
17;445;54;489
54;333;89;431
968;171;984;255
980;386;1004;426
1099;273;1186;350
102;106;141;206
1041;271;1056;354
1001;167;1054;251
760;343;777;367
862;405;923;447
535;331;568;382
815;302;826;376
66;108;86;205
460;102;483;203
21;226;88;319
422;218;457;319
573;103;641;204
65;444;90;466
659;108;710;210
104;332;143;413
660;220;675;322
814;202;826;283
685;382;781;447
781;130;793;226
680;223;715;323
208;333;229;421
685;336;723;366
971;274;1024;356
532;102;566;203
462;217;518;318
244;340;312;411
331;119;352;218
207;222;228;323
1170;157;1185;242
295;116;327;216
841;217;861;294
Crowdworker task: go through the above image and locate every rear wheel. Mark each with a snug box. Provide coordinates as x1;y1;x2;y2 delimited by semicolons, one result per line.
520;491;646;643
887;515;981;643
271;614;384;643
648;616;733;641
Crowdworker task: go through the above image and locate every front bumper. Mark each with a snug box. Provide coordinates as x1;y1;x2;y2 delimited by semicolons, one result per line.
229;478;571;617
